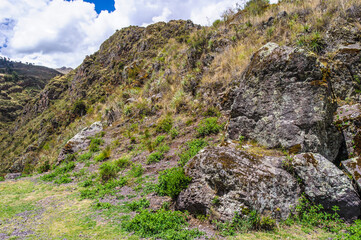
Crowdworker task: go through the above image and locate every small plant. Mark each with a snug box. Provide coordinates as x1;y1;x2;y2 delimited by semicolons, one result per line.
212;196;220;206
129;164;143;178
78;152;92;162
93;201;112;210
147;151;164;164
79;178;127;199
156;115;173;133
169;128;179;139
196;117;222;137
54;174;72;184
40;162;76;182
37;161;51;173
0;176;5;181
94;146;111;162
179;139;208;166
126;198;150;212
99;162;118;183
121;209;203;239
115;156;131;169
89;138;104;152
239;135;245;144
203;106;220;117
157;167;191;199
154;135;166;145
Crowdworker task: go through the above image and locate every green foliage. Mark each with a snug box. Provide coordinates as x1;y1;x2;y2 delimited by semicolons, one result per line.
157;167;191;199
154;135;166;145
297;31;325;53
336;219;361;239
0;176;4;181
99;162;118;183
196;117;222;137
53;174;72;184
93;201;112;210
89;138;104;152
129;164;143;178
72;100;87;117
147;151;164;164
156;115;173;133
121;209;203;239
212;19;222;28
203;106;221;117
37;160;51;173
179;139;208;166
114;156;131;169
79;178;127;199
77;152;92;162
126;198;150;212
244;0;269;16
169;128;179;139
289;195;344;232
94;146;111;162
40;162;76;182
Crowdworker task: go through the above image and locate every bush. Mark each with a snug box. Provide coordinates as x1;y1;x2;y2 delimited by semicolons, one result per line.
121;209;203;239
78;152;92;162
244;0;269;16
114;156;131;169
89;138;104;152
37;161;51;173
99;162;118;183
169;128;179;139
336;219;361;239
155;135;166;145
94;146;111;162
157;167;191;199
79;178;127;199
40;162;76;182
0;176;4;181
196;117;222;137
129;164;143;178
156;115;173;133
147;151;164;164
212;19;222;28
126;198;150;212
203;106;220;117
72;100;87;117
179;139;208;166
297;31;325;53
54;174;72;184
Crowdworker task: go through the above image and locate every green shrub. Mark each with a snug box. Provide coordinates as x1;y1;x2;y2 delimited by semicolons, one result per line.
203;106;220;117
336;219;361;239
93;201;112;210
169;128;179;139
157;167;191;199
155;135;166;145
89;138;104;152
54;174;72;184
94;146;111;162
212;19;222;28
40;162;76;182
297;31;325;53
78;152;92;162
79;178;127;199
156;115;173;133
147;151;164;164
121;209;203;239
37;161;51;173
0;176;4;181
126;198;150;212
72;100;87;117
115;156;131;169
129;164;143;178
179;139;208;166
244;0;269;16
196;117;222;137
99;162;118;183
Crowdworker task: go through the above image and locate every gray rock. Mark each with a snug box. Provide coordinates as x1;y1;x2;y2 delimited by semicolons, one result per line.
342;158;361;191
229;42;341;162
5;173;22;180
293;153;361;221
176;147;301;221
57;122;103;164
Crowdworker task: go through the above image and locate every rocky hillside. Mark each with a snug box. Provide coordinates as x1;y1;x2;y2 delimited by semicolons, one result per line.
1;0;361;239
0;57;61;128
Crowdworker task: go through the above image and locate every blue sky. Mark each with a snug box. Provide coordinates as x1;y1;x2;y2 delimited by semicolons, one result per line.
0;0;278;68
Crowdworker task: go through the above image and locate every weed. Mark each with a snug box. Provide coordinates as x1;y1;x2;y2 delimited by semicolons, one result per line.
126;198;150;212
203;106;220;117
99;162;118;183
196;117;222;137
79;178;127;199
157;167;191;199
94;146;111;162
122;209;203;239
155;135;166;145
147;151;164;164
179;139;208;166
169;128;179;139
0;176;5;181
37;161;50;173
53;174;72;184
89;138;104;152
129;164;143;178
93;201;112;210
78;152;92;162
40;162;76;182
156;115;173;133
114;156;131;169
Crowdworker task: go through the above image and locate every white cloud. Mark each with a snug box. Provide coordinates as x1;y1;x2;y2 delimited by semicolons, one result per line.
0;0;278;68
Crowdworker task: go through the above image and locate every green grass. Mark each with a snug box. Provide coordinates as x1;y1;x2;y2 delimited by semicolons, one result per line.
157;167;191;199
40;162;76;182
78;152;93;162
79;177;127;199
196;117;222;137
178;139;208;166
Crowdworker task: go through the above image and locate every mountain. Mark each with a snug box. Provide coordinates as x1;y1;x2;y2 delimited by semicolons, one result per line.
0;57;62;128
55;66;73;74
1;0;361;239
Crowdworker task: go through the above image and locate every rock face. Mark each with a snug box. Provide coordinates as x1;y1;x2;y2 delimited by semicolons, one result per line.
57;122;103;164
176;147;301;221
228;42;341;162
293;153;361;221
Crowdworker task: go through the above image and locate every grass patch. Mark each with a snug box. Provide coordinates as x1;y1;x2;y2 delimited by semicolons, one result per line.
126;198;150;212
94;146;111;162
157;167;191;199
78;152;93;162
79;178;127;199
179;139;208;166
40;162;76;182
196;117;222;137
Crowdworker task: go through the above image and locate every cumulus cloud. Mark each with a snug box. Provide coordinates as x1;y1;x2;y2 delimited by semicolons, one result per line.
0;0;277;68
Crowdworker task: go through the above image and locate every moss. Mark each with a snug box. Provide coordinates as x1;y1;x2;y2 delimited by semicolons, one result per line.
303;153;318;168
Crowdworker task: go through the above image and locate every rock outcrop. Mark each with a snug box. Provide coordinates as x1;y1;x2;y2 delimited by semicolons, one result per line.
229;42;341;162
292;153;361;221
57;122;103;164
176;147;301;221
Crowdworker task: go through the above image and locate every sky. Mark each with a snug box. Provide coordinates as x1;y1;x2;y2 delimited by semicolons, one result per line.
0;0;277;69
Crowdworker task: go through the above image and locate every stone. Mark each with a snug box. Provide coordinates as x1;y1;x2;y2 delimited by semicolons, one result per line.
176;147;301;221
229;42;341;162
5;173;22;180
293;153;361;221
342;158;361;190
57;122;103;164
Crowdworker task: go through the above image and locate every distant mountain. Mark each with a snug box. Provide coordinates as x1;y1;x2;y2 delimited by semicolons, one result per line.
56;66;73;74
0;57;61;127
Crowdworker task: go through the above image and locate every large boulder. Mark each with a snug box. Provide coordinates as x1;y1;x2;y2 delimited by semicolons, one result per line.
176;147;301;221
57;122;103;164
293;153;361;221
228;42;341;162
